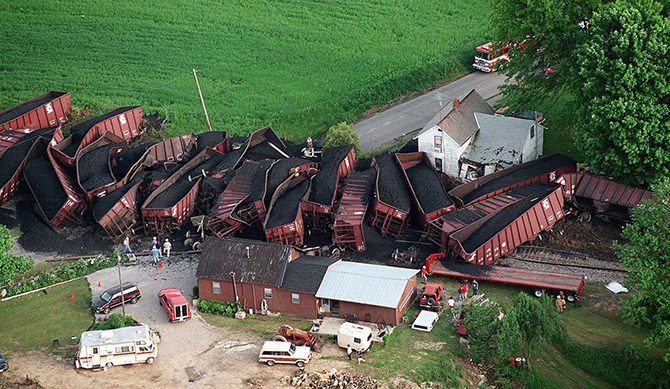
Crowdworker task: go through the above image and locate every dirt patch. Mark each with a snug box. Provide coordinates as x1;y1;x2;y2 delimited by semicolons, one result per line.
532;217;621;260
413;341;446;351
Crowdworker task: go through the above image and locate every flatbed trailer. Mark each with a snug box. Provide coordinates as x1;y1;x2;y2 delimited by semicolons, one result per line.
426;253;585;299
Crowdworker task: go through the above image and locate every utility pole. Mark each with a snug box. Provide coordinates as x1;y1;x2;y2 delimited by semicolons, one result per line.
117;253;125;315
230;271;239;311
193;69;213;132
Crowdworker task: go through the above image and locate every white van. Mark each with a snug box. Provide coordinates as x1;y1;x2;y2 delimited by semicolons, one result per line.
258;341;311;367
337;322;373;352
411;310;439;332
75;325;158;369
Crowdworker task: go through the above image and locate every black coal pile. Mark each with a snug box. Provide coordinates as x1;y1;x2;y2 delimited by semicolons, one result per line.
375;153;411;212
242;159;275;206
405;162;453;214
308;145;352;206
265;179;310;229
79;143;126;191
0;138;38;187
244;140;288;161
398;138;418;153
23;157;67;221
461;184;555;252
0;96;52;124
461;154;575;204
93;178;141;222
193;131;227;155
111;143;155;180
264;157;313;207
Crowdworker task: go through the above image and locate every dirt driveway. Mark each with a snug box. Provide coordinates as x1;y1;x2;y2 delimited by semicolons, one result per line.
3;255;349;388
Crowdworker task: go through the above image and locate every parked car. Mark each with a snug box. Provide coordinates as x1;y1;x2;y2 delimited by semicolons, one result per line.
337;322;372;352
0;353;8;372
419;283;443;311
258;341;311;367
158;288;191;322
92;282;141;314
411;310;439;332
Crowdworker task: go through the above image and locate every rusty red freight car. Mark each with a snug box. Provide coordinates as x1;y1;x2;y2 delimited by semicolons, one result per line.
264;158;318;209
302;145;355;228
396;152;455;227
23;139;87;227
0;126;63;207
141;149;221;235
51;106;143;167
0;91;71;152
426;189;525;251
93;179;143;241
76;132;127;204
558;172;655;221
207;169;252;238
333;168;377;252
238;126;290;164
449;153;576;207
370;153;411;238
236;160;276;226
193;131;230;155
265;175;311;246
448;184;564;265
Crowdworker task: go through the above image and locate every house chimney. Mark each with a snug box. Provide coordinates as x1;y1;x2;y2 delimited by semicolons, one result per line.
245;246;250;258
452;99;460;108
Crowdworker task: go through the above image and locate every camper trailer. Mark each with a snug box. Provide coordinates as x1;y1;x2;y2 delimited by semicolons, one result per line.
337;322;373;352
75;325;158;370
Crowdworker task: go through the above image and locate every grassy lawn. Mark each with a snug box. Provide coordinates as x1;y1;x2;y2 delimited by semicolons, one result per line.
0;278;94;353
0;0;492;141
201;312;312;339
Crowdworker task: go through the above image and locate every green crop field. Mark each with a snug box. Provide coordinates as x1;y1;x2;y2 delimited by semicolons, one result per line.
0;0;491;141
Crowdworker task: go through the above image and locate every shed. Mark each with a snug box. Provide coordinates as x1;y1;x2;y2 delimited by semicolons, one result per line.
316;262;418;325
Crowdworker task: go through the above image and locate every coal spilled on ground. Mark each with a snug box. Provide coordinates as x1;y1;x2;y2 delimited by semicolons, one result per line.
460;154;575;204
461;184;556;252
244;141;288;161
5;198;113;256
23;157;67;221
264;157;313;207
93;178;141;222
265;179;310;229
111;143;155;180
193;131;227;155
308;145;352;206
79;143;126;191
405;162;453;214
375;153;411;212
0;96;52;124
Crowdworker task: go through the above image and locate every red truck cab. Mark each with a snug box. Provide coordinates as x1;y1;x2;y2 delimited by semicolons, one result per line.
473;42;510;72
158;288;191;322
419;283;444;310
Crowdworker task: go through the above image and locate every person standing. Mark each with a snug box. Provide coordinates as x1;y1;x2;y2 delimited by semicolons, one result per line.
421;266;428;284
472;279;479;295
457;286;465;301
151;246;161;265
447;296;455;310
122;236;132;253
347;344;352;361
462;283;469;299
163;238;172;258
357;349;365;365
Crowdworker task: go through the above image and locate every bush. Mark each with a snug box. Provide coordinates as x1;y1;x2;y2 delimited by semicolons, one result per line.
323;122;360;155
197;298;238;317
90;314;138;331
192;285;199;298
0;225;33;286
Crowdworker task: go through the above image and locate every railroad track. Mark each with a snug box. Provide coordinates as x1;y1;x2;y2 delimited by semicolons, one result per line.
510;245;628;273
46;250;202;262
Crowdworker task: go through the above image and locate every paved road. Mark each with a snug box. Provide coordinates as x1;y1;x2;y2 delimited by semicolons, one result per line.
355;71;506;152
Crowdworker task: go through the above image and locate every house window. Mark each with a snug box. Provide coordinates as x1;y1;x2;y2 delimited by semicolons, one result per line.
212;281;221;294
435;158;443;172
264;288;273;298
434;135;442;152
530;125;535;139
292;293;300;304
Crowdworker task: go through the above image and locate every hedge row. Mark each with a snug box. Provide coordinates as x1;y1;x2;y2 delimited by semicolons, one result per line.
3;254;125;297
197;298;239;317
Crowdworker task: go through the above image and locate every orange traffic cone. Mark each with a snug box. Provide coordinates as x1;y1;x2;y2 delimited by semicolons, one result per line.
154;275;158;281
97;281;101;287
159;262;163;269
70;293;74;299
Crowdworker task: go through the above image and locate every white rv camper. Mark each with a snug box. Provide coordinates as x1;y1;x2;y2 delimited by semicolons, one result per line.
75;325;158;369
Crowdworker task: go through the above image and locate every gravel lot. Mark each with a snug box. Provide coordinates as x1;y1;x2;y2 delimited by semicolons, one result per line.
2;254;349;388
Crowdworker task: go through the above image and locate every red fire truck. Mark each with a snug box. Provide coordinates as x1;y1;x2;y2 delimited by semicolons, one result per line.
472;42;510;72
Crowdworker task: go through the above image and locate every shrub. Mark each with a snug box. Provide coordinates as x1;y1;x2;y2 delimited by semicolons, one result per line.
90;314;138;331
323;122;360;155
192;285;199;298
197;298;238;317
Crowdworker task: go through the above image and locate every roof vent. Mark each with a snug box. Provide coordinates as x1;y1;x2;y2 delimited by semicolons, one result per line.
245;246;250;258
452;99;460;108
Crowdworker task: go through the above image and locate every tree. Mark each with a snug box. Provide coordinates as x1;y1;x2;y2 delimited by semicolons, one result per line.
491;0;603;109
466;302;520;364
0;225;33;287
506;293;564;370
323;122;361;155
574;0;670;186
614;178;670;362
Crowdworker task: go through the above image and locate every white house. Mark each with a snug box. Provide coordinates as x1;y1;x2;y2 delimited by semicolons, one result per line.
415;89;543;181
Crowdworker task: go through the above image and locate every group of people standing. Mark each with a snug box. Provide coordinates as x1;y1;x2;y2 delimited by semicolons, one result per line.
458;279;478;301
122;236;172;265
